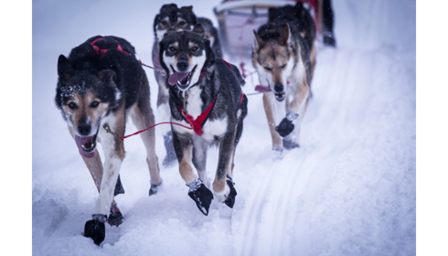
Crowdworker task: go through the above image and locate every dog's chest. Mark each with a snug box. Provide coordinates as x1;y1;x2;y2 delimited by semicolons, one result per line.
173;87;228;140
185;87;203;119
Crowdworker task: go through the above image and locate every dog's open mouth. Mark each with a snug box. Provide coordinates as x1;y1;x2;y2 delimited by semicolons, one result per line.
168;65;197;89
275;93;286;101
75;131;98;158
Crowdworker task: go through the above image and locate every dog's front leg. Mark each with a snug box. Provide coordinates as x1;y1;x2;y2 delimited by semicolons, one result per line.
84;114;126;245
213;129;238;208
279;78;310;147
173;132;213;215
263;93;286;152
192;138;210;188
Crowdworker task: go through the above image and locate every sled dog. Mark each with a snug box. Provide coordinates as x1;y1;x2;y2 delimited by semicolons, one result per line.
159;24;247;215
55;36;162;245
152;3;223;168
252;2;315;152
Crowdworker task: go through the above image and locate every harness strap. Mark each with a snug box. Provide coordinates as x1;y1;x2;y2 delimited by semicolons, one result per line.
91;37;129;57
178;97;216;136
174;58;245;136
238;93;245;107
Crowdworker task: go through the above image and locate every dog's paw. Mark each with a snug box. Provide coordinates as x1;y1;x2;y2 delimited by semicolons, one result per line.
224;176;237;208
275;117;295;137
107;204;124;227
283;139;300;150
272;147;284;157
149;179;163;196
84;214;106;245
187;178;213;216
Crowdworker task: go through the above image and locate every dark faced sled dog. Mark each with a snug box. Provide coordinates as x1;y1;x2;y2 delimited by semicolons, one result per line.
159;24;247;215
55;36;162;245
252;2;316;152
152;3;223;168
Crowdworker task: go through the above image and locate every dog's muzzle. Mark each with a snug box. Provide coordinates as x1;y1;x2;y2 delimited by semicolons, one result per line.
274;84;286;101
75;130;99;158
274;92;286;101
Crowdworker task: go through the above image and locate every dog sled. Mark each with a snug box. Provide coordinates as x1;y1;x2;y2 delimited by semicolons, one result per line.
214;0;320;61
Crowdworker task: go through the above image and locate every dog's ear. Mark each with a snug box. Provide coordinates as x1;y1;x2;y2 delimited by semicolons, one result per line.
97;70;116;86
161;3;177;11
58;55;74;80
278;23;290;46
252;30;265;50
181;6;193;12
192;24;205;36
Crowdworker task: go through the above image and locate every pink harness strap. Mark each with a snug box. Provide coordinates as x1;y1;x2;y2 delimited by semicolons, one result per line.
90;37;129;57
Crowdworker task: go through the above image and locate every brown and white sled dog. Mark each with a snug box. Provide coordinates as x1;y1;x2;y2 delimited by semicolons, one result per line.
55;36;162;245
152;3;223;168
252;3;315;153
159;24;247;215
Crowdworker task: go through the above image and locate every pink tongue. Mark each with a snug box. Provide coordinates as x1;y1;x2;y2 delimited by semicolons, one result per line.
75;135;95;158
255;85;272;92
168;72;189;86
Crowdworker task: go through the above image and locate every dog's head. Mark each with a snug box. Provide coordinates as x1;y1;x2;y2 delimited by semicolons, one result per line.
55;55;120;157
252;23;295;102
153;4;197;41
159;24;214;91
268;3;315;47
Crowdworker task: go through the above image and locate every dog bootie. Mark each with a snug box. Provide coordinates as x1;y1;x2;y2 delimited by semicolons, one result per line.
114;175;125;196
107;203;124;227
323;31;337;47
149;179;163;196
275;112;298;137
84;214;106;245
162;131;177;167
224;175;237;208
187;178;214;216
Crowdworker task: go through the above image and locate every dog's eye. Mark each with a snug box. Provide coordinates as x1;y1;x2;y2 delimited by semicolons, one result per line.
178;21;186;26
90;101;100;108
264;66;272;71
169;46;177;52
280;64;287;69
160;21;168;26
68;102;78;110
190;46;199;52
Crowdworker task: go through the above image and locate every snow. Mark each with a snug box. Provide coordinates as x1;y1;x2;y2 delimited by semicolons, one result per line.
24;0;424;255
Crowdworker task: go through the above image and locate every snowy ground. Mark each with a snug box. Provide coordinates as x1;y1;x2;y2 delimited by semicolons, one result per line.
26;0;421;255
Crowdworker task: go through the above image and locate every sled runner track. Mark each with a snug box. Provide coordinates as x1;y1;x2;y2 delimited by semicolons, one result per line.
236;159;282;256
236;49;356;256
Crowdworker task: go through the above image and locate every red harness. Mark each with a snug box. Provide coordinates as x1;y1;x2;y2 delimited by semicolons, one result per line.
176;58;245;136
90;37;129;58
178;94;244;136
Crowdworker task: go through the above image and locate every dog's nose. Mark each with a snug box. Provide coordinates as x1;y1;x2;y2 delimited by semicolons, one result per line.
176;60;189;71
274;84;284;93
78;124;91;136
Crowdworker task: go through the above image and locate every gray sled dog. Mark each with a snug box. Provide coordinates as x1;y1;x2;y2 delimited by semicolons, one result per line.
152;3;223;168
55;36;162;245
252;2;315;152
159;24;247;215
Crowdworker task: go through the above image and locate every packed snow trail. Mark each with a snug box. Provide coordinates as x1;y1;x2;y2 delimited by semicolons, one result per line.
32;0;415;255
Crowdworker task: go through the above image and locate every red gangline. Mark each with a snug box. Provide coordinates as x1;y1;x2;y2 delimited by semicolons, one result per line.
120;122;192;141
